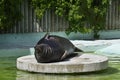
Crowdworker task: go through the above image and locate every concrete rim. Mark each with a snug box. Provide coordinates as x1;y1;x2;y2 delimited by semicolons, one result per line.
17;54;108;73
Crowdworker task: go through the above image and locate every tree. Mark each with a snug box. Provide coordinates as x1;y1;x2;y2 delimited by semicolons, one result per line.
31;0;109;39
0;0;22;33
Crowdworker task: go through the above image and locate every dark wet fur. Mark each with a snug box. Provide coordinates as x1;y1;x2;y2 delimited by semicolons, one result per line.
34;33;82;63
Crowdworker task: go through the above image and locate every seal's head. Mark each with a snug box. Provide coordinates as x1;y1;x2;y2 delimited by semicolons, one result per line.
34;44;53;62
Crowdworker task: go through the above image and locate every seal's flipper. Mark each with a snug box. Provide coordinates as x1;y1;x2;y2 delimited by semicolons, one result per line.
74;47;83;52
44;33;50;39
61;50;67;60
63;52;78;60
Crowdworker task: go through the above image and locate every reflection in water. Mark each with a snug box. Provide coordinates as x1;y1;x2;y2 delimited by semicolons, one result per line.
16;71;99;80
17;72;79;80
16;67;119;80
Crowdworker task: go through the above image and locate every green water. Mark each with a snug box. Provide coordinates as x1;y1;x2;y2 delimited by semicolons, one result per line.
0;56;120;80
0;56;17;80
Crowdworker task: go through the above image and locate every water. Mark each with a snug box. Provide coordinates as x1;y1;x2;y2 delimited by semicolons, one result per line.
0;50;120;80
0;56;16;80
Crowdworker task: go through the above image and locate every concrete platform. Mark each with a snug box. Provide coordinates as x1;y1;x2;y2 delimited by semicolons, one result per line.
17;54;108;73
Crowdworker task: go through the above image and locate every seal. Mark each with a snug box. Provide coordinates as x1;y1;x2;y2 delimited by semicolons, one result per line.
34;33;82;63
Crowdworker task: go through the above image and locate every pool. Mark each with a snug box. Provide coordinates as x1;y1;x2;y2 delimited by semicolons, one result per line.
0;49;120;80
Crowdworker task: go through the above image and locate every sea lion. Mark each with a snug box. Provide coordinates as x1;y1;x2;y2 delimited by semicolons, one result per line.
34;33;82;63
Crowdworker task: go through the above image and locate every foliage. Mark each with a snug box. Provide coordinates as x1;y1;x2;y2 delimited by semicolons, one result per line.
0;0;109;39
31;0;109;39
0;0;22;32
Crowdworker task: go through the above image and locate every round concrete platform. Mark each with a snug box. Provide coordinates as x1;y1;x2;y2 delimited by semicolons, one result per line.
17;54;108;73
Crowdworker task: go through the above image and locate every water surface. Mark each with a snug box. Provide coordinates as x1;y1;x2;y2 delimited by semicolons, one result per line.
0;52;120;80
